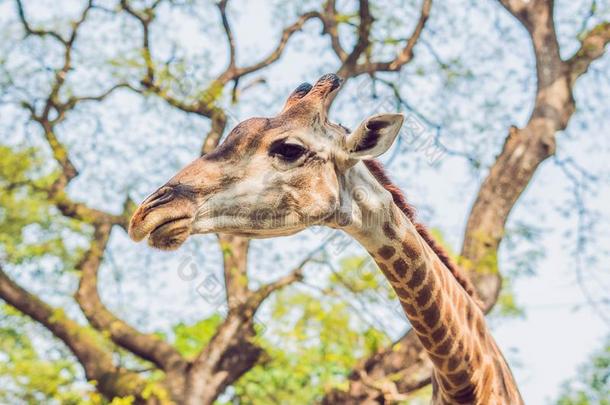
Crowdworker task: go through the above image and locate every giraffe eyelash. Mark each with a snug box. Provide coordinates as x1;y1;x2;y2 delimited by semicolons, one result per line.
269;139;308;162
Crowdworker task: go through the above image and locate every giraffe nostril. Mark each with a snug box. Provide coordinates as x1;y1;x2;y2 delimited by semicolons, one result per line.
142;186;175;212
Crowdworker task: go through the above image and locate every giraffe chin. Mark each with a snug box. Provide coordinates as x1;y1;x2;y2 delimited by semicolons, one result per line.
147;217;192;251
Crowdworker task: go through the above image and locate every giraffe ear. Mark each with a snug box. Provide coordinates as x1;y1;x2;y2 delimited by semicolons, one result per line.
345;113;404;159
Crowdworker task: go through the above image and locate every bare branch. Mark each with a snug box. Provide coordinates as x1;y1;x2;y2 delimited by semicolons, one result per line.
32;115;79;183
567;22;610;84
219;234;250;309
247;232;336;309
497;0;528;18
323;0;432;108
15;0;67;44
232;11;320;78
185;313;261;405
337;0;373;76
42;0;94;121
53;189;130;228
74;223;187;373
16;0;95;183
217;0;236;72
120;2;230;125
201;111;228;155
58;83;130;117
249;266;304;308
19;106;131;229
554;155;609;325
0;263;147;400
351;0;432;75
120;0;155;83
320;0;348;62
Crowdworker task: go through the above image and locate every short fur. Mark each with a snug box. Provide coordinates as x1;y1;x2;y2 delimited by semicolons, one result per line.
363;159;481;304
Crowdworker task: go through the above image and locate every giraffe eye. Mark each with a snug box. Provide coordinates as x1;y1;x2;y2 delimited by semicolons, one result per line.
269;140;307;162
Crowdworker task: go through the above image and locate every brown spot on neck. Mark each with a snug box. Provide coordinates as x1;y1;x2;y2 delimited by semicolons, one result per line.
363;159;481;304
383;221;397;239
378;245;396;259
392;257;408;278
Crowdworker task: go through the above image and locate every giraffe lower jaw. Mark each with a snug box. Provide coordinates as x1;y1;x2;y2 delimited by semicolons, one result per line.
147;216;193;250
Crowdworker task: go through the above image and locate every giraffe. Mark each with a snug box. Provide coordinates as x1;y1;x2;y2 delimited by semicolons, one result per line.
129;73;523;405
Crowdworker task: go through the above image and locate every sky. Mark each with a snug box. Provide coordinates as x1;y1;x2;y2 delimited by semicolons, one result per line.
1;0;609;404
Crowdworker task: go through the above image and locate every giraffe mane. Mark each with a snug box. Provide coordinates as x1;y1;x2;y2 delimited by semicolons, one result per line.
363;159;481;305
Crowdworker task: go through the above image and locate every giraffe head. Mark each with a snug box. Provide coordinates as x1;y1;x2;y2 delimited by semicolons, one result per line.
129;74;404;250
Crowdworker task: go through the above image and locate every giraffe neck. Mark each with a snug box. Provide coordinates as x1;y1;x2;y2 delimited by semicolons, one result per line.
339;162;522;404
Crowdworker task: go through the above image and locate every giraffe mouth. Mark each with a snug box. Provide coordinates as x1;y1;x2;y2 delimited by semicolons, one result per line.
128;185;198;250
147;215;193;250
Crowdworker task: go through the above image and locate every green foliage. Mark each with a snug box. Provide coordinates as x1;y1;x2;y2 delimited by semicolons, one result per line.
494;279;525;318
0;145;95;402
0;305;95;404
0;145;86;266
171;314;224;359
227;256;391;405
166;281;389;405
231;294;385;404
556;337;610;405
330;256;390;296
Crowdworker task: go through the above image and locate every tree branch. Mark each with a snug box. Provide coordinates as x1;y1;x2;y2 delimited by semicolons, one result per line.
245;247;324;311
248;267;304;308
217;0;236;72
57;83;130;119
39;0;94;123
183;237;316;404
567;22;610;85
325;0;432;108
74;223;187;373
37;117;79;184
201;110;228;155
15;0;186;389
19;103;132;230
15;0;67;44
218;234;251;309
320;0;348;62
184;258;306;405
120;0;157;84
184;312;261;405
15;0;100;187
337;0;373;77
497;0;528;21
16;0;135;232
231;11;320;79
0;263;147;400
345;0;432;76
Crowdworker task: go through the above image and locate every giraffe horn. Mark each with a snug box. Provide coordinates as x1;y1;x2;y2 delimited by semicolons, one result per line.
305;73;343;100
280;82;312;113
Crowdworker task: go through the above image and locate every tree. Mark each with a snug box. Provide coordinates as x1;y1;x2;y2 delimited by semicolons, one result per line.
0;0;608;403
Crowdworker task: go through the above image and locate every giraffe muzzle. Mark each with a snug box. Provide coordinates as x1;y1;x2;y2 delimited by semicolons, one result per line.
128;185;197;250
